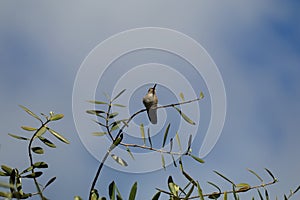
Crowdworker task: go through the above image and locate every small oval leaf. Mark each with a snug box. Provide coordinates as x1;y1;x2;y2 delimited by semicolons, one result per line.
31;147;44;154
111;154;128;166
1;165;13;175
22;172;43;178
19;105;42;122
44;177;56;189
109;112;119;119
112;89;126;102
174;107;196;125
35;126;47;138
128;182;137;200
179;92;185;101
8;133;29;141
140;124;145;145
33;162;48;169
47;128;70;144
92;132;107;136
21;126;37;131
38;136;56;148
162;123;170;148
190;154;205;164
87;100;107;105
49;114;64;121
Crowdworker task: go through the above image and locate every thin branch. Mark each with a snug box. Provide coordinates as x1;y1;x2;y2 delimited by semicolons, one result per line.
89;145;113;200
157;179;278;199
28;120;50;200
89;96;202;199
115;97;202;140
105;101;114;141
120;142;185;156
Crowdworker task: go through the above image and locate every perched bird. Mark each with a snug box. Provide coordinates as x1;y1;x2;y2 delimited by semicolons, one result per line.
143;84;158;124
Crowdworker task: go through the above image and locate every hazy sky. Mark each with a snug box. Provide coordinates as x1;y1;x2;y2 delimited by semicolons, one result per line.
1;1;300;199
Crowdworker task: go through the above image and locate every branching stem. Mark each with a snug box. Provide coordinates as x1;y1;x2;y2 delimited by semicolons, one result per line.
28;120;50;200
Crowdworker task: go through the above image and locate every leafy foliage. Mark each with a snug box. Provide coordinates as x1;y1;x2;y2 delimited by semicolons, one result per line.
0;91;299;200
0;106;69;199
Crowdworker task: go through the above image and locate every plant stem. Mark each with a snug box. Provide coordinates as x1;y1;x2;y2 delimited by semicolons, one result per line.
28;120;50;200
89;145;113;200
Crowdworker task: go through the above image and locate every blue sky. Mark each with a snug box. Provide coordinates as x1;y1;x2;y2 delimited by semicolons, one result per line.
1;1;300;199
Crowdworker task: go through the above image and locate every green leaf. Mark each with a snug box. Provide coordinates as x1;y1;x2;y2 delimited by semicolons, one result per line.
111;154;128;167
265;168;276;182
19;105;42;123
49;113;64;121
294;185;300;194
147;128;152;148
1;165;13;175
112;104;126;108
214;170;235;186
91;189;99;200
87;100;107;105
112;89;126;102
236;183;251;192
196;181;204;200
207;181;221;193
38;136;56;148
47;128;70;144
86;110;106;115
16;176;23;195
109;112;119;119
110;121;120;131
162;123;170;148
185;184;194;199
33;162;48;169
187;134;192;153
190;154;205;164
208;192;221;199
126;147;135;160
182;170;196;185
257;189;263;200
224;191;228;200
140;124;145;145
0;182;14;189
0;191;12;198
174;107;196;125
171;155;177;167
9;169;16;193
247;168;263;182
128;182;137;200
8;133;29;141
169;138;173;152
199;91;204;99
35;126;47;138
20;166;33;175
0;171;8;176
22;171;43;178
92;132;107;136
179;92;185;101
152;192;161;200
31;147;44;154
265;189;269;200
233;184;239;200
109;182;116;200
161;154;166;170
21;126;37;131
175;132;182;152
111;134;123;150
74;196;82;200
168;176;179;197
44;177;56;189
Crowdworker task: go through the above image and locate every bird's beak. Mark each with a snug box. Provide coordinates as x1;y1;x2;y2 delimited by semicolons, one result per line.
153;84;157;90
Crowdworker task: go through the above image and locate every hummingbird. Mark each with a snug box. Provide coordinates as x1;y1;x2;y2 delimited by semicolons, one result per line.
143;84;158;124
